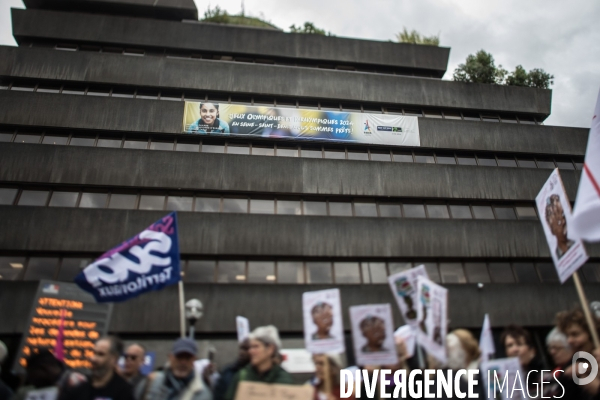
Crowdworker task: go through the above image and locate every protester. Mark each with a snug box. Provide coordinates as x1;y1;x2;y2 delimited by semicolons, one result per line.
11;349;66;400
0;341;12;400
309;353;345;400
447;329;481;371
500;325;543;381
224;326;293;400
142;338;212;400
213;339;250;400
121;343;147;400
543;327;574;398
555;308;600;399
58;336;134;400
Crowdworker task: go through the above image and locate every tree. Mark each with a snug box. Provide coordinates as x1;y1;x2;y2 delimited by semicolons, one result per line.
396;28;439;46
289;22;328;35
506;65;554;89
453;50;507;84
526;68;554;89
203;5;230;24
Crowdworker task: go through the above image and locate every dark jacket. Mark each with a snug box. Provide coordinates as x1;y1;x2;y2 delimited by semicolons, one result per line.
213;363;245;400
224;364;293;400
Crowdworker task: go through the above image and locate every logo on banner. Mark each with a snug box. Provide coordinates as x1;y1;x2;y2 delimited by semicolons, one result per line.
42;284;60;294
363;120;372;134
75;213;181;303
377;126;403;133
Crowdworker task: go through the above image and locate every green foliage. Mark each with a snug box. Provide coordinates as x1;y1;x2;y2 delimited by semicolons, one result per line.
201;6;280;30
396;28;440;46
525;68;554;89
289;22;329;36
453;50;507;84
505;65;529;86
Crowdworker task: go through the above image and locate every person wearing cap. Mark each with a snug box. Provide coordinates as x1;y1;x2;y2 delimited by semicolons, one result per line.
224;326;294;400
141;338;212;400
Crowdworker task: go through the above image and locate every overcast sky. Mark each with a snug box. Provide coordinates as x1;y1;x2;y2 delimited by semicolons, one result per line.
1;0;598;128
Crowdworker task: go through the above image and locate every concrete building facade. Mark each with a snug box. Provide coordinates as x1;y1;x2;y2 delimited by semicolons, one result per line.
0;0;598;368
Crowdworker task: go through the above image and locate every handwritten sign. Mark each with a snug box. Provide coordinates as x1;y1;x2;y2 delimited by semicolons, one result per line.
13;280;112;373
234;382;313;400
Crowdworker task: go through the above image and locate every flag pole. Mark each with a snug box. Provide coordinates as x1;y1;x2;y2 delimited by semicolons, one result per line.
178;281;186;338
573;271;600;348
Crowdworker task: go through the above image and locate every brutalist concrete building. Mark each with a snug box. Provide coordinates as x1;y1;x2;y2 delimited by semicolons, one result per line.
1;0;598;369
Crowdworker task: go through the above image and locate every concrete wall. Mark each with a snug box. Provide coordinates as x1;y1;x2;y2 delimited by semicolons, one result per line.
0;92;583;155
0;281;591;335
22;0;199;21
11;9;449;75
0;46;552;116
0;143;582;200
2;207;599;258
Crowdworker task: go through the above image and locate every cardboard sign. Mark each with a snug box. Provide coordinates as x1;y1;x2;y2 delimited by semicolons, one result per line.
236;316;250;343
234;381;313;400
481;357;529;400
302;288;345;354
24;387;58;400
387;265;428;327
349;304;398;366
416;276;448;364
13;280;112;374
536;169;589;283
393;325;416;359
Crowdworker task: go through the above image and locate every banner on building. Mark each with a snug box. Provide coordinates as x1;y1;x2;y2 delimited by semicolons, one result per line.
183;102;420;147
75;213;181;303
302;288;345;354
387;265;429;327
13;280;112;374
416;276;448;364
571;88;600;242
536;169;588;283
349;304;398;366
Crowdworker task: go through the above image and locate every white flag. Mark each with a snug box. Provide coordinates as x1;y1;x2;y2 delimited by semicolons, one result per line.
479;314;495;362
571;88;600;241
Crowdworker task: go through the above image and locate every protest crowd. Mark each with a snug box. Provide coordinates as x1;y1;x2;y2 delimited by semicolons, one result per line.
1;304;600;400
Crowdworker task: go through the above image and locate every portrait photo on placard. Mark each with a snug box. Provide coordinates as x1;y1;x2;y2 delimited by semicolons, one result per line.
302;288;345;354
349;304;397;366
387;265;428;327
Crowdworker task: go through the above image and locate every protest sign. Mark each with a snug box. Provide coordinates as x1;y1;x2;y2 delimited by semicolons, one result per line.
234;381;313;400
13;280;112;374
350;304;397;366
280;349;316;373
393;325;416;359
236;316;250;343
75;213;181;302
481;357;529;400
387;265;428;327
536;169;588;283
24;387;58;400
479;314;495;363
416;276;448;364
302;288;345;354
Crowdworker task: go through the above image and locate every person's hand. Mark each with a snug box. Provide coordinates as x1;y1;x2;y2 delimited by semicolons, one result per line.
202;363;215;388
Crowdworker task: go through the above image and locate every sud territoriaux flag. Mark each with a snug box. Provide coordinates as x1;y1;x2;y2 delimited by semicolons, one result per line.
571;88;600;241
75;213;181;303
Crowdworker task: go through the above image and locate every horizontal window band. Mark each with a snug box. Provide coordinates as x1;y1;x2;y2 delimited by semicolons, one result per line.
2;254;599;285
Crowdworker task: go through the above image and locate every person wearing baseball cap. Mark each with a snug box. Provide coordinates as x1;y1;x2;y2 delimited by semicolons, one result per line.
142;338;212;400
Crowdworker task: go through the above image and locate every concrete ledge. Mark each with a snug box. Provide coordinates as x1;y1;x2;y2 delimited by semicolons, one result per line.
0;143;581;200
0;46;552;116
0;92;582;154
2;207;599;258
0;281;592;334
22;0;198;21
12;9;449;74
